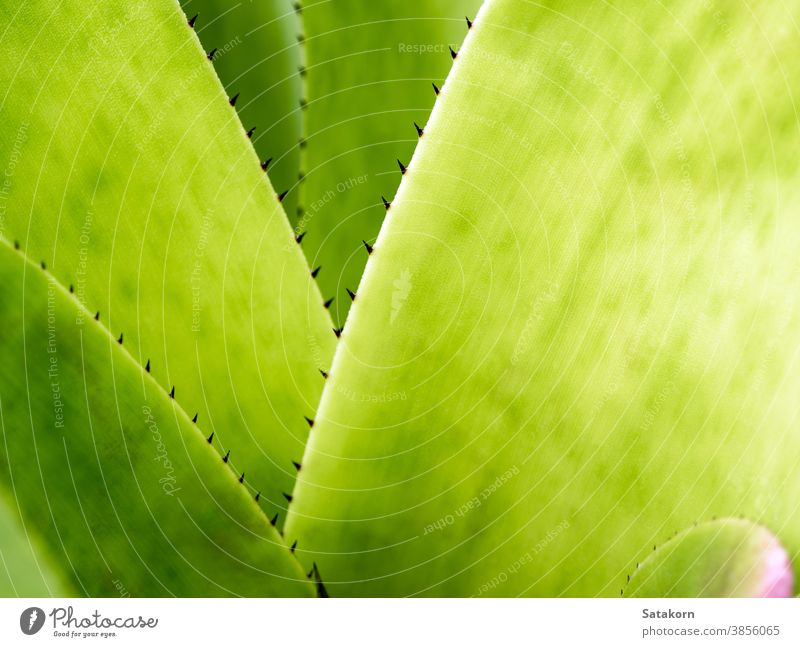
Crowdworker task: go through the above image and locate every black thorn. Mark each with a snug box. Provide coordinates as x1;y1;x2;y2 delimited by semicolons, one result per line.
298;65;307;77
239;473;245;484
255;492;261;502
40;260;46;270
627;574;630;583
292;1;301;12
223;449;230;463
246;126;256;139
307;567;314;578
466;16;472;28
298;138;307;149
299;98;307;109
414;122;424;137
319;369;328;379
449;46;458;60
207;48;217;61
145;359;150;373
94;311;100;321
296;206;305;217
432;82;440;95
13;240;19;250
298;171;305;182
304;416;314;427
323;297;334;309
188;14;198;28
311;563;329;597
362;240;373;255
397;159;407;175
270;513;279;526
311;266;321;278
192;413;198;423
296;33;305;43
346;288;356;301
290;540;297;553
283;492;293;503
117;332;123;344
278;189;289;202
69;284;74;293
292;460;302;471
229;93;239;107
333;327;343;338
295;231;306;244
261;157;272;171
169;385;175;398
381;196;391;210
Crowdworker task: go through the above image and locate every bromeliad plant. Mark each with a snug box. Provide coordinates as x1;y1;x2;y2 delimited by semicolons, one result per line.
0;0;798;597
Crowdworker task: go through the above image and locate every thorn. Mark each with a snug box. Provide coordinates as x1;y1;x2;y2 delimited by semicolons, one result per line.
362;240;373;255
298;65;307;77
69;284;74;293
290;540;297;553
319;369;328;379
207;432;214;443
432;82;440;95
223;449;230;463
40;260;46;270
627;574;630;583
653;545;657;551
117;332;123;344
299;98;307;109
296;206;305;218
13;240;19;250
169;385;175;398
94;311;100;321
255;492;260;502
229;93;239;107
278;189;289;202
270;513;279;526
346;288;356;301
296;33;305;43
466;16;472;28
145;359;150;373
311;563;329;598
381;196;391;210
311;266;321;278
397;159;407;175
307;567;314;578
323;297;334;309
261;157;272;171
292;460;302;471
304;416;314;427
449;46;458;60
295;231;306;244
192;413;198;423
246;126;256;139
333;327;343;338
620;589;623;596
188;13;198;28
283;492;293;503
414;122;424;137
298;137;307;149
239;473;245;484
292;1;301;12
207;48;217;61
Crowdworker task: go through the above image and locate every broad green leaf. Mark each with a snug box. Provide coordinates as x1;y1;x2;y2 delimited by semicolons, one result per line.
182;0;303;218
0;491;69;596
0;242;313;596
286;0;800;596
0;0;334;526
298;0;481;325
626;519;793;598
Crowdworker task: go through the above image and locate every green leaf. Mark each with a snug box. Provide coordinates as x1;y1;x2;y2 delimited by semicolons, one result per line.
0;0;334;526
286;0;800;595
625;519;793;598
0;241;313;596
0;491;69;596
298;0;482;325
182;0;303;218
